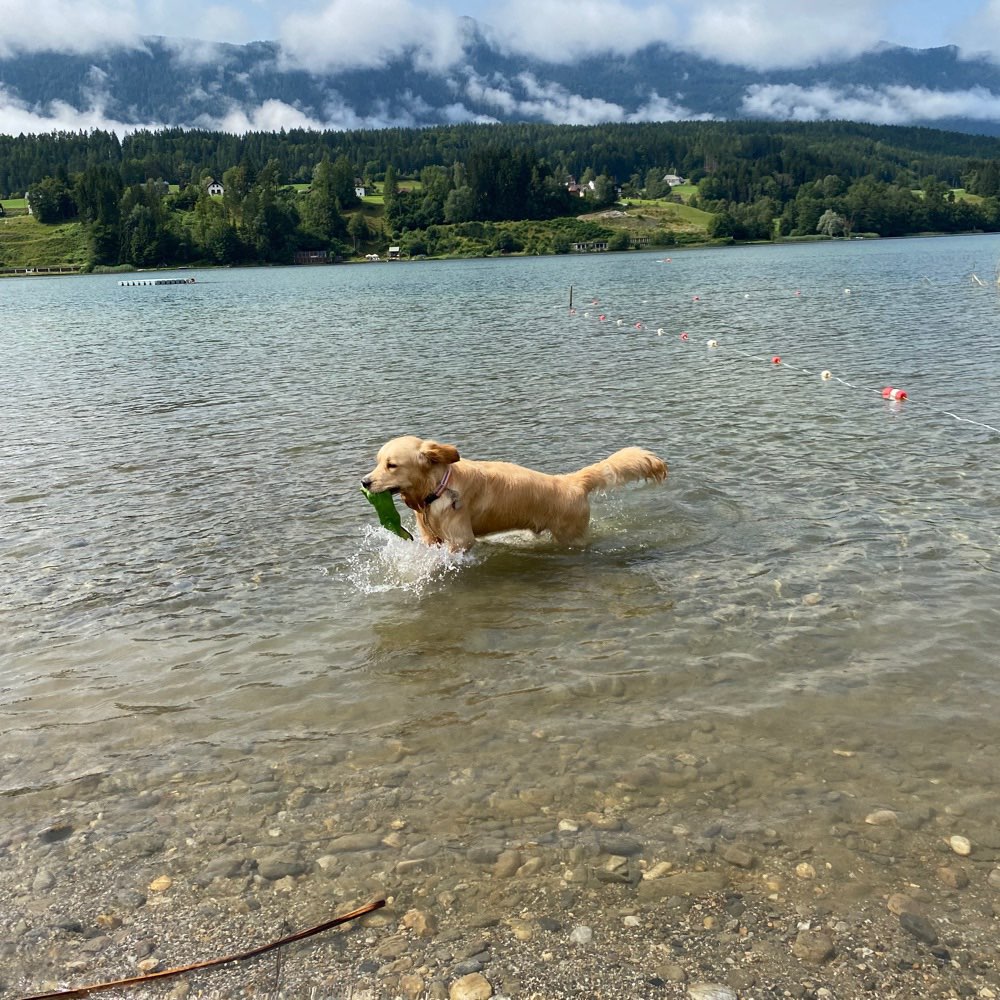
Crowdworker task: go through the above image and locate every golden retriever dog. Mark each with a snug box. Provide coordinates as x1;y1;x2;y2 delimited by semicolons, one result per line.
362;435;667;551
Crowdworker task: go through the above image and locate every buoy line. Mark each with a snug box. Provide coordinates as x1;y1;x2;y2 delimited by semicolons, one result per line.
571;295;1000;437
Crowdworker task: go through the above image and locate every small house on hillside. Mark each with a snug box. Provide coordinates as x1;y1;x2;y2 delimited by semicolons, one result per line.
206;179;224;196
566;177;596;197
355;186;367;199
663;173;687;187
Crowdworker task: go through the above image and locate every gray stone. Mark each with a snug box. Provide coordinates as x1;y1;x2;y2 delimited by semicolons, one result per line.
598;834;643;856
688;984;737;1000
38;823;73;844
899;911;938;945
721;845;755;869
32;868;56;892
637;870;729;902
449;973;492;1000
792;929;836;964
256;856;308;880
492;850;522;878
79;935;112;954
202;856;246;880
327;833;383;852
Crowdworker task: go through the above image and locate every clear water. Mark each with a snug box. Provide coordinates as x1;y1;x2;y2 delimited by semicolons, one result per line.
2;238;999;881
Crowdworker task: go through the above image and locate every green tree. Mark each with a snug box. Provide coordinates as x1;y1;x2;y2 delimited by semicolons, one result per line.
443;185;475;224
382;164;398;201
121;203;164;266
330;154;359;209
590;174;617;208
221;165;252;224
347;211;369;250
816;208;848;237
304;156;347;243
27;176;76;223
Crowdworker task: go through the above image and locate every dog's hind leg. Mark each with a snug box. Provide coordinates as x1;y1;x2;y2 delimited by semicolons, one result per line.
548;504;591;546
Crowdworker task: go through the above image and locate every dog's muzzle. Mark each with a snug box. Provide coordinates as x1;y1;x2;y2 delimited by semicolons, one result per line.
361;478;399;494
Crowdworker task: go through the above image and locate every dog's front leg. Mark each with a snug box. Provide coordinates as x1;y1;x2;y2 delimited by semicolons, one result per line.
432;504;476;552
414;512;443;546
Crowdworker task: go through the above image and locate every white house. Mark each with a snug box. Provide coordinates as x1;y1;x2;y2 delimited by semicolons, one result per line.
355;186;367;198
206;179;224;196
663;173;687;187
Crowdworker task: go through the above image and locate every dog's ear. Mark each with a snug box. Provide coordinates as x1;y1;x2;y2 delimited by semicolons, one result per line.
419;440;460;465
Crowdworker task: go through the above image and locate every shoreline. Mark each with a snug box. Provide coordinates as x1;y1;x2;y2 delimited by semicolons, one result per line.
5;228;999;280
6;809;999;1000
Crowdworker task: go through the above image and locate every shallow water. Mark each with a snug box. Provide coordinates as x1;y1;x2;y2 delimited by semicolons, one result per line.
2;239;999;900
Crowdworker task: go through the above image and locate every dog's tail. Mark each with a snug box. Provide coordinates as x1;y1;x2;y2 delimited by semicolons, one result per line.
568;447;667;495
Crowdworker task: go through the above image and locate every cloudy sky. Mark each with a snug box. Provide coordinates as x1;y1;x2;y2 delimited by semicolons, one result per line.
1;0;996;65
3;0;1000;134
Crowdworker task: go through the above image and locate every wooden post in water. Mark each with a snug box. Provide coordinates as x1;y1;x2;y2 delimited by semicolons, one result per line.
569;285;573;309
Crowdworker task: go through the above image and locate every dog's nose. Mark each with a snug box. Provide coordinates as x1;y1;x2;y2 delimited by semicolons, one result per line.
361;476;373;489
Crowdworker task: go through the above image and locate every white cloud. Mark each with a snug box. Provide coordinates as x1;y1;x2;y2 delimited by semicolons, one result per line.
485;0;678;62
460;71;712;124
0;0;145;57
277;0;471;73
0;85;147;137
160;37;233;67
193;98;327;131
627;91;715;123
742;82;1000;123
956;0;1000;61
684;0;888;69
461;71;625;124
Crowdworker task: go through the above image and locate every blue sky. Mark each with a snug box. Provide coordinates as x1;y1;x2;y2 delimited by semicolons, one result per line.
2;0;997;67
134;1;987;52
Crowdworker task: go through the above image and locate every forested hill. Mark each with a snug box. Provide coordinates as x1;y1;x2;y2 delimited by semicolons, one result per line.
5;119;1000;198
3;33;1000;137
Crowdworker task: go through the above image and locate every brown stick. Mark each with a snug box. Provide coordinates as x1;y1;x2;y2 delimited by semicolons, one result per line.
19;899;386;1000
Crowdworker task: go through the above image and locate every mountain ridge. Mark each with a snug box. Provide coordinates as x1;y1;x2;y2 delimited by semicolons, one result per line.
2;30;1000;136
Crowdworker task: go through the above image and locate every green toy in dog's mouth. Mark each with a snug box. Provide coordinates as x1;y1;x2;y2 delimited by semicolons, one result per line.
361;486;413;540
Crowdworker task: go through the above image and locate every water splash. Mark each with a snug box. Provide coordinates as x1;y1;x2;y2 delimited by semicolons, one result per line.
345;526;476;595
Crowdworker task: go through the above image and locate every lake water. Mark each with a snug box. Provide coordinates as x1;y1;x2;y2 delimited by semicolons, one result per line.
2;237;1000;977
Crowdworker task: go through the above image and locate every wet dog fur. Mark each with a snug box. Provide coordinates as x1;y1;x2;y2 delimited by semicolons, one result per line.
361;435;667;551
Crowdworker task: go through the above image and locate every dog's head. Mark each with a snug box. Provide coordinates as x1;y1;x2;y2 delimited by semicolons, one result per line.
361;436;460;498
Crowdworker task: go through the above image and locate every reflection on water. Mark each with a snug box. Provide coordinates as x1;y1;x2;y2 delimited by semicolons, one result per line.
1;241;999;905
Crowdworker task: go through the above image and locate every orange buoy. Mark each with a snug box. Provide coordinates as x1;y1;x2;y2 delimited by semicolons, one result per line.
882;386;908;401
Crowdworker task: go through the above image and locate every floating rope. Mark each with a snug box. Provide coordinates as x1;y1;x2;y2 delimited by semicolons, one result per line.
573;292;1000;437
18;899;386;1000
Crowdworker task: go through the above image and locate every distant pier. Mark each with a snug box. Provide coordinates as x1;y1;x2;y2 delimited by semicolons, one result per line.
119;277;196;286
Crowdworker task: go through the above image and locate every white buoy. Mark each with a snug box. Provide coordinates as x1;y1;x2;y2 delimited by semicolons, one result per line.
656;328;665;336
707;339;718;349
821;370;833;380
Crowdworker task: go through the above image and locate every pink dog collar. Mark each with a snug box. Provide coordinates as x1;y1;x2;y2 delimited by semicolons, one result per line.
420;465;452;509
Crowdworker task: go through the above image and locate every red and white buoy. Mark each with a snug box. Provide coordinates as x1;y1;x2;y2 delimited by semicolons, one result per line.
882;386;908;401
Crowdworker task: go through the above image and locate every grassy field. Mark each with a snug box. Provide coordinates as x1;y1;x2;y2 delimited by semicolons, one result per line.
583;199;713;236
0;214;90;269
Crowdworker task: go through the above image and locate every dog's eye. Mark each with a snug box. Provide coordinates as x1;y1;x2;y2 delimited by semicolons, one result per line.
385;462;397;469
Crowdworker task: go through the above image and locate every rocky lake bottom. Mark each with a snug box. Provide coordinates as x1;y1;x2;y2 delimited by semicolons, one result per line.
4;708;1000;1000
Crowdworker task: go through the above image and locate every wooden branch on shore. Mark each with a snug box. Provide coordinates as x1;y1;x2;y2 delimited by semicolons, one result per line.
19;899;386;1000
